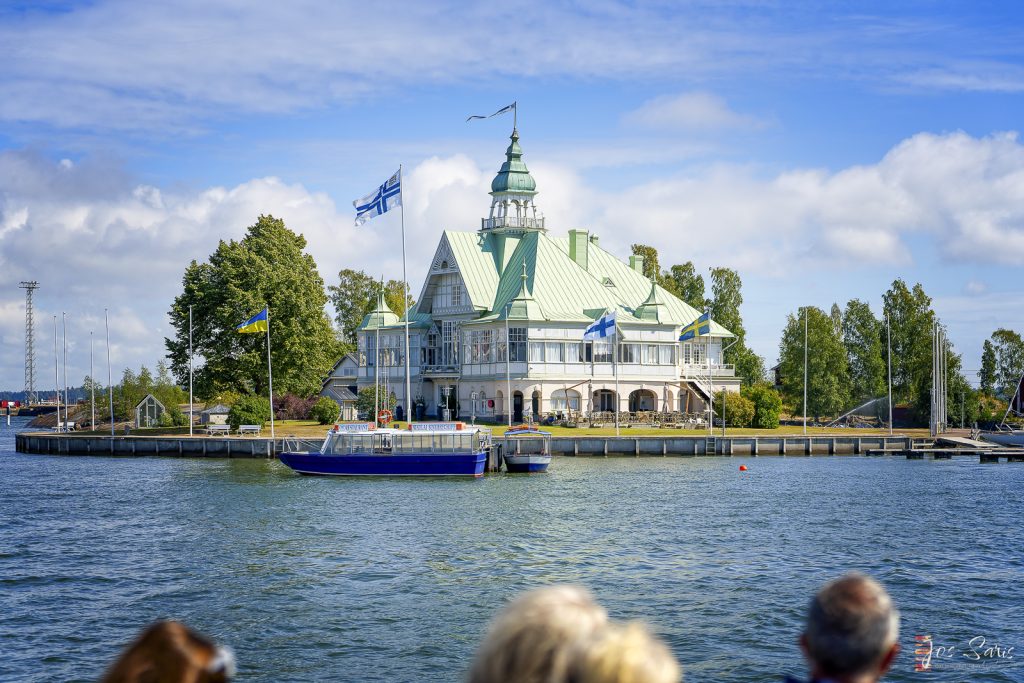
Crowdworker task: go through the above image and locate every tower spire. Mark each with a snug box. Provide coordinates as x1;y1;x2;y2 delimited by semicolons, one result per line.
481;127;545;234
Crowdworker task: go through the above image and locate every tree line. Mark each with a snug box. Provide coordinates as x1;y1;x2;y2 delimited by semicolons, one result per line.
64;215;1014;430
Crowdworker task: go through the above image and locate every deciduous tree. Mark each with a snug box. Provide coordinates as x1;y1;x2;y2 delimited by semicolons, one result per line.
165;214;341;400
667;262;706;310
709;267;765;386
777;306;850;421
842;299;885;402
979;339;997;395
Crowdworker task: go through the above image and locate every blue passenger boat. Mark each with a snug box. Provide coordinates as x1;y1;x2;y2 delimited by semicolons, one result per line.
278;423;492;477
502;427;552;473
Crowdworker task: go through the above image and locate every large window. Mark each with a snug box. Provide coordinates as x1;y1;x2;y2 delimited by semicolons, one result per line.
659;344;675;365
529;342;545;362
594;341;613;363
509;327;527;362
619;343;639;363
442;321;459;365
434;273;464;310
465;329;496;364
545;341;564;363
644;344;658;364
578;342;593;363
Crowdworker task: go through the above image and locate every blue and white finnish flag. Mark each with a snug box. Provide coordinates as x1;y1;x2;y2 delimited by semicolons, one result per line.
353;169;402;226
583;311;617;340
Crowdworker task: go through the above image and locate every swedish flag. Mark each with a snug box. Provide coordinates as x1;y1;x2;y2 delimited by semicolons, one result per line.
678;312;710;341
237;308;269;334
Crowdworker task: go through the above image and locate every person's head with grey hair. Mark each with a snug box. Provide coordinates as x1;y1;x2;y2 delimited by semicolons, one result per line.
797;573;900;683
467;585;608;683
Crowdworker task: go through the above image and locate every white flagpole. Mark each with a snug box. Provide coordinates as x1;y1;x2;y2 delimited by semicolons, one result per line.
399;165;412;426
707;325;713;437
505;303;512;427
62;312;68;427
54;315;61;429
266;308;275;439
803;307;808;436
189;305;194;437
90;331;95;431
886;314;892;435
105;309;113;436
613;314;620;437
375;284;381;427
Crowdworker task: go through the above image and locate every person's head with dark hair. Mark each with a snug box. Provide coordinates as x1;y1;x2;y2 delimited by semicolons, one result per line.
100;620;235;683
798;573;900;683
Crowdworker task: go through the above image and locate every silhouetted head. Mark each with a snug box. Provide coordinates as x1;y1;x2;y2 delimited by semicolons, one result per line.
100;620;235;683
468;585;608;683
801;573;900;683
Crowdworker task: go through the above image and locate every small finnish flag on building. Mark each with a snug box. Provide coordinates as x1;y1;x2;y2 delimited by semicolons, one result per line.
353;169;402;226
583;311;617;340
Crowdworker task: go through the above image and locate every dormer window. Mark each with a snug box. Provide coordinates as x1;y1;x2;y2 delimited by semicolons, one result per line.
603;277;615;287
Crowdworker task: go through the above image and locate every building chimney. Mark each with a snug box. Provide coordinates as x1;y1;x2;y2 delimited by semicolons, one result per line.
568;229;589;270
629;254;645;273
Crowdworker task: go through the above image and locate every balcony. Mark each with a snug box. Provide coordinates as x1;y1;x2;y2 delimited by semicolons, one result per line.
421;364;461;377
681;363;735;378
481;216;545;231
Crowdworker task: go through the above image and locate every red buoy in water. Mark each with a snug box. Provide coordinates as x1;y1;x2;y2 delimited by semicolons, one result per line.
739;465;748;472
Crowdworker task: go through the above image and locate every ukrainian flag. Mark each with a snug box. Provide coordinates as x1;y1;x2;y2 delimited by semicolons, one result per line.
237;308;269;334
678;312;710;341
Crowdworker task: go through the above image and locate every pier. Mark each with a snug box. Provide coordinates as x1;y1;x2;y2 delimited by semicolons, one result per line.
17;432;916;459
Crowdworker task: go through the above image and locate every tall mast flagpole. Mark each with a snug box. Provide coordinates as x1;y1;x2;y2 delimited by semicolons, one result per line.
54;315;61;429
105;309;113;436
189;305;193;437
400;165;412;426
62;313;68;429
505;303;512;427
266;307;275;439
803;307;808;436
614;313;620;437
886;314;893;435
90;331;95;431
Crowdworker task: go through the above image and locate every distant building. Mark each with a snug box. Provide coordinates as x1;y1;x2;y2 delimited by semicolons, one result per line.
320;354;359;421
134;394;166;428
356;129;738;422
200;404;230;425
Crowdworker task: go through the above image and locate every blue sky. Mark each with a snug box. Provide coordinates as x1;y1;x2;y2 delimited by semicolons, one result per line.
2;1;1024;391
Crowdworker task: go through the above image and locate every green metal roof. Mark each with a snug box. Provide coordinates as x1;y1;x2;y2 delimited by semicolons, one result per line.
358;290;400;330
490;129;537;195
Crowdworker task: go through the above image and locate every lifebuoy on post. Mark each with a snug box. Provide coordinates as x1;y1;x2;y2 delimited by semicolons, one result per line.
378;409;393;425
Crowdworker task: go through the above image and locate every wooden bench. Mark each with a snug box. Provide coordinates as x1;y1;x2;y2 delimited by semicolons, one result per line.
206;424;231;436
238;425;262;436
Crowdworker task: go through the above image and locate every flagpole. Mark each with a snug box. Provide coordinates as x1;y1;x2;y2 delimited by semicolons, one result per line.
90;331;95;431
375;280;381;427
189;305;193;437
54;316;60;430
886;314;893;435
707;321;713;437
505;303;512;427
399;165;412;426
62;313;68;429
105;309;113;436
803;307;808;436
266;308;275;439
614;314;620;437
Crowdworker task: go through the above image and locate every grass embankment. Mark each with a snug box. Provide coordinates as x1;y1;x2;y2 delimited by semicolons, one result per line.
66;421;932;439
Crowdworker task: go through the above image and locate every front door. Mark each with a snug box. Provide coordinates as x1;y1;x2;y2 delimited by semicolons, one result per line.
513;392;523;423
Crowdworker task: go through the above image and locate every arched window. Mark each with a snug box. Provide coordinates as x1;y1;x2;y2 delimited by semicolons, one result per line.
551;389;581;411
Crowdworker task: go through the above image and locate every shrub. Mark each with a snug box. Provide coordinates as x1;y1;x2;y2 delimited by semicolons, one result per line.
743;383;783;429
228;395;271;428
715;390;754;427
275;393;316;420
309;397;340;425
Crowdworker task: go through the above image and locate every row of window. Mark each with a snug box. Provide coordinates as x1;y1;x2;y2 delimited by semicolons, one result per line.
359;326;713;368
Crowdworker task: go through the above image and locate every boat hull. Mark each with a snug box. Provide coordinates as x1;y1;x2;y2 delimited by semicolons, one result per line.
278;451;488;477
979;431;1024;447
504;454;552;473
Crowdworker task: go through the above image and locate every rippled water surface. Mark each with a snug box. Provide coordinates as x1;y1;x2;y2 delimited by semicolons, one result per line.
2;416;1022;682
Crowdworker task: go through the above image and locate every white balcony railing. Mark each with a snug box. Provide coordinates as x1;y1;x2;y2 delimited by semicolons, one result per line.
681;363;735;378
481;216;545;231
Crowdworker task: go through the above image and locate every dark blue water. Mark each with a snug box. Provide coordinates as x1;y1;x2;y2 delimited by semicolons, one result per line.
2;416;1022;682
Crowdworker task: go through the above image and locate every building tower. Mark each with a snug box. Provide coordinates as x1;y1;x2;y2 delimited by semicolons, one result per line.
19;281;40;404
481;128;545;235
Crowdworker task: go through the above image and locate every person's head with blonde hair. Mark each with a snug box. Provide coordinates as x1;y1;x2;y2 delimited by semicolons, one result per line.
566;621;682;683
468;585;608;683
100;620;235;683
